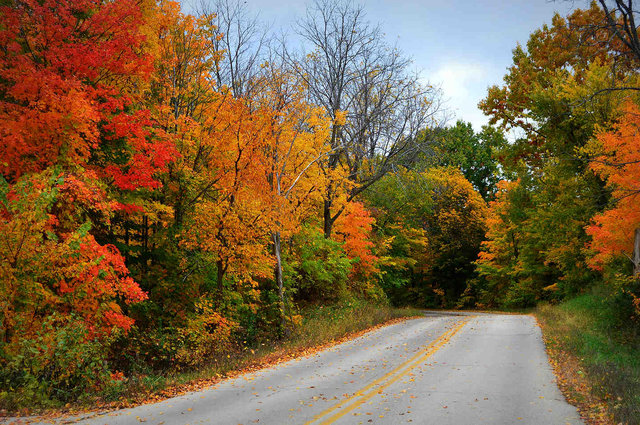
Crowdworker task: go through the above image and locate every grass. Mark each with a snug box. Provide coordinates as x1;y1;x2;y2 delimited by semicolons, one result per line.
288;301;421;347
7;301;421;417
535;290;640;425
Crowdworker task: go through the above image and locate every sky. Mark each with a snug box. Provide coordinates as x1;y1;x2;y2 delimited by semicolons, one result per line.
186;0;580;130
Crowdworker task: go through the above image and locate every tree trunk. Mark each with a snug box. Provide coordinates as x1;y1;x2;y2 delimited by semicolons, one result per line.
143;216;149;251
216;259;226;300
633;228;640;277
273;231;288;335
323;199;334;239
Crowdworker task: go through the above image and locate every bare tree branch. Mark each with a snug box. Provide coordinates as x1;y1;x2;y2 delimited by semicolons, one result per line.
288;0;442;236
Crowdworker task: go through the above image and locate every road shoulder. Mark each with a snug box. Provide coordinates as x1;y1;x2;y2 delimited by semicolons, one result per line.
534;311;613;425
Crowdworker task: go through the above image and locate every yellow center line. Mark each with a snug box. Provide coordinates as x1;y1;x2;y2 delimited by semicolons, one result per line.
305;323;460;423
304;317;472;425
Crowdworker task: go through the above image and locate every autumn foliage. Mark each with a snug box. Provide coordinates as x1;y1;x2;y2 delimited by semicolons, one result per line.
473;0;640;310
367;167;487;307
587;103;640;271
2;0;640;412
0;0;389;409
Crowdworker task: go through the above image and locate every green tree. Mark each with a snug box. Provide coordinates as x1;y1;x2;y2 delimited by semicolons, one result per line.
474;5;635;303
418;121;506;200
368;167;487;307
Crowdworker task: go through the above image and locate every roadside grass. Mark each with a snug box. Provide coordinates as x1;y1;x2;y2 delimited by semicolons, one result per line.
536;291;640;425
288;301;421;347
5;301;421;416
122;301;421;398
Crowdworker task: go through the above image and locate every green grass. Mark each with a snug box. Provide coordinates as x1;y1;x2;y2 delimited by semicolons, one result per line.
536;291;640;424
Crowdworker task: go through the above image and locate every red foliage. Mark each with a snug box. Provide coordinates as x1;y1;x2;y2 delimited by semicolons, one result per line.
0;171;148;343
0;0;175;189
55;235;147;334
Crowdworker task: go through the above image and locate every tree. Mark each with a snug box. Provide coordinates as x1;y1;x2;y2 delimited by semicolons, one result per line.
149;3;272;300
177;63;335;331
254;66;334;331
367;167;487;307
0;0;164;341
476;4;632;299
417;121;506;200
472;179;534;307
198;0;269;98
334;201;381;292
0;170;147;348
0;0;174;188
587;102;640;276
596;0;640;68
293;0;441;238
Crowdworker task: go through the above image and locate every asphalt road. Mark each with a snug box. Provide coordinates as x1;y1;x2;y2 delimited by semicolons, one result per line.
41;312;584;425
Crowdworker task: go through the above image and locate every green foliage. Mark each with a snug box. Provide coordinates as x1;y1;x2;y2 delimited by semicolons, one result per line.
471;169;603;309
286;226;352;302
0;314;114;409
470;4;632;309
368;167;487;308
417;121;506;200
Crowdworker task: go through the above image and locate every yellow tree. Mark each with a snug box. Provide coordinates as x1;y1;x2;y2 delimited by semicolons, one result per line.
148;3;273;299
253;66;334;329
180;95;276;295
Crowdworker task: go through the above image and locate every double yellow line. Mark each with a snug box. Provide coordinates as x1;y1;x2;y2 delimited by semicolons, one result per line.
304;317;471;425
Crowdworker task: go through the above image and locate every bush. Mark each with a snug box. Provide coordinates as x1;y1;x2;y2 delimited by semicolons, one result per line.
0;314;114;409
173;298;238;367
120;297;239;370
502;277;540;308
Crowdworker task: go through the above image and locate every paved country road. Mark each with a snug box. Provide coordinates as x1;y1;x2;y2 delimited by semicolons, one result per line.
26;312;583;425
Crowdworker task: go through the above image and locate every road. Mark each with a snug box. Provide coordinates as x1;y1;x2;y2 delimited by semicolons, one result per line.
43;312;584;425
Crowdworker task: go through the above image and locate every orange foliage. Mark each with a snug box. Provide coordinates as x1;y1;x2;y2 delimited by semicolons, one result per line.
587;102;640;270
335;201;380;281
173;61;333;284
477;180;520;269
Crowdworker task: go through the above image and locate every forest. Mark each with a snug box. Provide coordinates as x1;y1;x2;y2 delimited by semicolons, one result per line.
1;0;639;415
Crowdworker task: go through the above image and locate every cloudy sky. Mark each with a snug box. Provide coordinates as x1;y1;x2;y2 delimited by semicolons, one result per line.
187;0;579;130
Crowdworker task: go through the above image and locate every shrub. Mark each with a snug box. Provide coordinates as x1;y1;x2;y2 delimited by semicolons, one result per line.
0;314;113;409
173;298;238;367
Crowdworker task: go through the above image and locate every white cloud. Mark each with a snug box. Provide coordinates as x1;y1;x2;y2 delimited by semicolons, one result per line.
428;62;496;131
433;63;487;99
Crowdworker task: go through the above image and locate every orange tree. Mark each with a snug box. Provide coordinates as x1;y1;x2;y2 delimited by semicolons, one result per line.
586;102;640;313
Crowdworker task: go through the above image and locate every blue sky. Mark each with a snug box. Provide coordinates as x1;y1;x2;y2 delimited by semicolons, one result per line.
187;0;579;130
